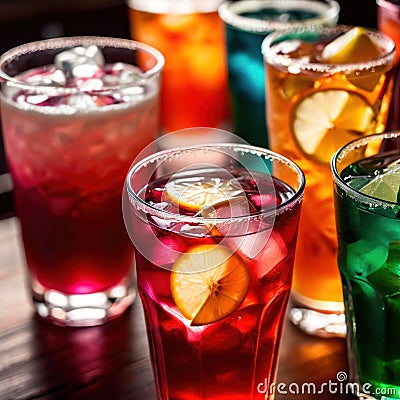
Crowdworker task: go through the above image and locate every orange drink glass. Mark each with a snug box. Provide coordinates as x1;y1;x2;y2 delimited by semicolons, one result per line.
262;25;396;337
127;0;231;134
124;137;305;399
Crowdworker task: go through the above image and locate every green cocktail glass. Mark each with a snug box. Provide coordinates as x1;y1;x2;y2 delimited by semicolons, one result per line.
332;131;400;399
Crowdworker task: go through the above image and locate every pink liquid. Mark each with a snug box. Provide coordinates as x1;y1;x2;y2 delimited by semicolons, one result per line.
132;169;301;399
2;62;159;294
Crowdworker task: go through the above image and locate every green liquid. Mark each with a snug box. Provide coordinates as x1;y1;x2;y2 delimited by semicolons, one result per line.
338;152;400;398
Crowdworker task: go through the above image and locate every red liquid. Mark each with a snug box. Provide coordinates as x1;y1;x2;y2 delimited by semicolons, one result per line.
14;176;133;294
132;170;301;399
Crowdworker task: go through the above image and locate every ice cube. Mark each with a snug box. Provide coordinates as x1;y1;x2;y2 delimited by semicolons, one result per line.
201;196;256;221
119;68;140;85
179;223;210;237
55;45;105;79
101;63;140;87
25;68;67;86
25;94;49;105
119;86;145;101
223;221;287;280
230;304;263;334
77;78;104;91
143;270;172;299
250;229;288;279
67;93;96;108
365;217;400;244
369;266;400;297
201;323;242;354
368;241;400;296
201;196;258;237
151;234;188;267
101;74;121;86
250;193;281;209
345;239;389;277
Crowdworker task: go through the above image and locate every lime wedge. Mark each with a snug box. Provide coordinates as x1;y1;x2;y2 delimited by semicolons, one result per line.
359;163;400;203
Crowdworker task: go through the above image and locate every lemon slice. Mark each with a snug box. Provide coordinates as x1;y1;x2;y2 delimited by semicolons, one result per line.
171;244;249;326
321;26;382;91
291;89;375;164
359;162;400;203
165;177;244;212
322;27;380;64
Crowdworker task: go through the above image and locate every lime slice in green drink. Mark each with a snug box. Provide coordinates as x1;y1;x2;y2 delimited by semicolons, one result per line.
359;163;400;203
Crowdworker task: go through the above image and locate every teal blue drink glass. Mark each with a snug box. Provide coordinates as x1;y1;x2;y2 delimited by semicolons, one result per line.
218;0;340;149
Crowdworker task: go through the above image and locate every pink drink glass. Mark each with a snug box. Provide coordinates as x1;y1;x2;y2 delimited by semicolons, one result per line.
0;37;164;326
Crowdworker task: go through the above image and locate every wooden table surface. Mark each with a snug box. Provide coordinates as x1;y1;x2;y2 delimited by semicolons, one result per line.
0;216;353;400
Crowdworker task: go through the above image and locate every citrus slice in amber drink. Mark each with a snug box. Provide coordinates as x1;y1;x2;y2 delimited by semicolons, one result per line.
165;177;244;212
291;89;375;164
321;26;380;64
170;244;249;326
359;162;400;203
321;26;382;91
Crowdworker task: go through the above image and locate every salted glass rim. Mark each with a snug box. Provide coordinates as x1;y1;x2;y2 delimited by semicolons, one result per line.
127;0;225;13
126;142;306;224
331;131;400;210
218;0;340;33
262;24;396;73
0;36;165;92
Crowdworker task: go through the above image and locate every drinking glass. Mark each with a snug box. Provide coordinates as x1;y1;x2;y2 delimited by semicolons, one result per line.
262;24;396;337
377;0;400;130
218;0;340;149
0;37;164;326
124;134;305;399
332;131;400;399
127;0;231;135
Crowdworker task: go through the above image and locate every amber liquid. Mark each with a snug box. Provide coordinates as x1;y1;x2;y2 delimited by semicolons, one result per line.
265;33;394;309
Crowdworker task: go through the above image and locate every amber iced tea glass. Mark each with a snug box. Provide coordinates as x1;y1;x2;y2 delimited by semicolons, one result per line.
262;25;396;337
0;37;164;326
124;138;305;399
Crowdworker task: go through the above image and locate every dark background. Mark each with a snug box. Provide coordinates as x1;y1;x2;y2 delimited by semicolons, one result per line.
0;0;131;219
0;0;379;218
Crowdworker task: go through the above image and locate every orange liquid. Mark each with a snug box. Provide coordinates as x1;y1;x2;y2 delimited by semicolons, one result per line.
265;47;394;309
378;2;400;64
128;7;230;132
378;1;400;130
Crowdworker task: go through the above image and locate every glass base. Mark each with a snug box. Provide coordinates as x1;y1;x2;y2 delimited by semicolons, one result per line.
289;291;346;338
30;277;136;327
